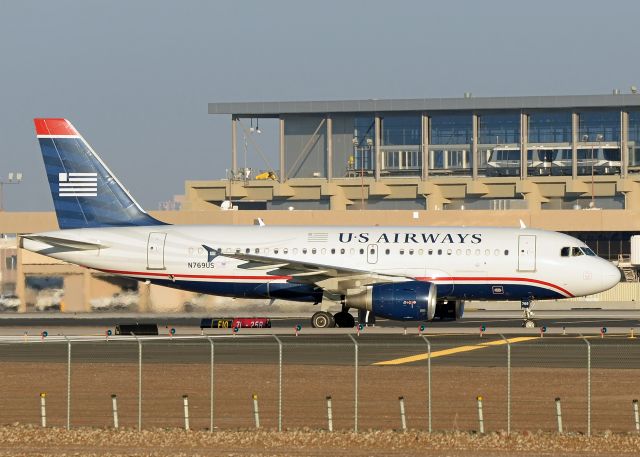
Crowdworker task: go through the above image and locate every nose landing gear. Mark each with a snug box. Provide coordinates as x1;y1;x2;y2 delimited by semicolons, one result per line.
521;299;536;328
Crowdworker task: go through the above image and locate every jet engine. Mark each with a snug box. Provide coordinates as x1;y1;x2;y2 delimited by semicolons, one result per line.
433;300;465;320
343;281;437;321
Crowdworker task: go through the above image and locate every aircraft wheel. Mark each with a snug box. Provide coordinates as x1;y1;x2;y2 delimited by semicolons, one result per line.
334;311;355;328
524;319;536;329
311;311;335;329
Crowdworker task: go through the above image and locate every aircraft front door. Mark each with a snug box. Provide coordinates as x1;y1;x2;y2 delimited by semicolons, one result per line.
367;244;378;264
518;235;536;272
147;232;167;270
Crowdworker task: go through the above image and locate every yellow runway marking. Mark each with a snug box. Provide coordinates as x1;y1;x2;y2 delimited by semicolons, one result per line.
373;336;538;366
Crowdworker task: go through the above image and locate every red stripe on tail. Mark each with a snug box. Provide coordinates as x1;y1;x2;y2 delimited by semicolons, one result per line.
34;118;79;136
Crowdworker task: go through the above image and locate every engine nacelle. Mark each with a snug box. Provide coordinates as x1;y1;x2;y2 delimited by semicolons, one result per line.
433;300;465;320
344;281;437;321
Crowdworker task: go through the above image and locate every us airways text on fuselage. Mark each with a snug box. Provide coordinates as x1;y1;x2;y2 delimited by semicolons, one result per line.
338;232;483;244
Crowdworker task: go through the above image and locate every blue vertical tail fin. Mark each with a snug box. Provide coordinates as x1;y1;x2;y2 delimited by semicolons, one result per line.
34;118;165;229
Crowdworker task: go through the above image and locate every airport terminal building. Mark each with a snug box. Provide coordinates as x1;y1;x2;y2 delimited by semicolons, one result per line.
201;94;640;213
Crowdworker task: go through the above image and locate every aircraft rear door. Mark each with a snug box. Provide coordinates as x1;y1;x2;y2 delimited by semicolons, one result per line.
367;244;378;264
518;235;536;272
147;232;167;270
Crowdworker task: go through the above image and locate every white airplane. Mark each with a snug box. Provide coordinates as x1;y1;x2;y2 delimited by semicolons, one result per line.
22;119;621;328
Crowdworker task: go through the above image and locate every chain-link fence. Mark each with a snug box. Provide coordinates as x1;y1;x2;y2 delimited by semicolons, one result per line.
0;334;638;434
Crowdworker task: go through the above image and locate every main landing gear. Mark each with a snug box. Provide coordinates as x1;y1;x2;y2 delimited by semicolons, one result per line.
521;299;536;328
311;310;355;328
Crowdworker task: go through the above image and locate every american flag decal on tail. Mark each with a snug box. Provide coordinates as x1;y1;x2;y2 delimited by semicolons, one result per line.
58;172;98;197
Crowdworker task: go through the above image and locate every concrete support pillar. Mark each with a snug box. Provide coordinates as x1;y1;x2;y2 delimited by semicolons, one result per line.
520;112;529;178
279;117;285;183
572;111;579;179
62;274;86;313
472;113;479;180
326;115;333;181
622;110;629;178
374;115;381;181
231;115;238;173
138;281;151;313
421;113;429;180
16;247;26;313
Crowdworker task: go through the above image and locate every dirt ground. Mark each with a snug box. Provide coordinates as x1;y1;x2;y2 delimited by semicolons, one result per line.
0;426;638;457
0;361;638;434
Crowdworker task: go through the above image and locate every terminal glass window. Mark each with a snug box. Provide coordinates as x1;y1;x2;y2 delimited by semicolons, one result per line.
381;115;421;176
478;111;520;144
352;116;375;173
430;112;472;144
331;114;373;178
528;111;572;143
382;115;420;146
578;110;620;142
628;111;640;167
429;112;472;176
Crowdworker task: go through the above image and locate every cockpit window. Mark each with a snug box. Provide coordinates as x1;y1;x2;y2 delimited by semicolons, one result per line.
561;246;593;257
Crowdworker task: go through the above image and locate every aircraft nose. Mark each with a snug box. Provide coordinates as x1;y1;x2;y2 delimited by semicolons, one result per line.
601;262;621;291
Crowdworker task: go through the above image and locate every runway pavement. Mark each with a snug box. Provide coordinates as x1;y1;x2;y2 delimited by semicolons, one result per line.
0;331;637;369
0;309;637;336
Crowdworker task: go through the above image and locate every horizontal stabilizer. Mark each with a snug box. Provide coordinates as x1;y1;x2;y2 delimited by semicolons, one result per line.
21;234;107;251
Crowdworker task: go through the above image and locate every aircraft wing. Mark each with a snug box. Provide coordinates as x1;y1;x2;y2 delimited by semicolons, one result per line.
203;245;411;293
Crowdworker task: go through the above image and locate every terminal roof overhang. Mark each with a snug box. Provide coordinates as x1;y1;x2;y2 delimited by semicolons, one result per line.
209;94;640;117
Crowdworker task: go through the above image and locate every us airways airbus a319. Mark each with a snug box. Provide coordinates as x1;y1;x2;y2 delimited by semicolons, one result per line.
21;119;621;328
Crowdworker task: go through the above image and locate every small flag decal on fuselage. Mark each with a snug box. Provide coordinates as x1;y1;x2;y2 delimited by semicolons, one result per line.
58;172;97;197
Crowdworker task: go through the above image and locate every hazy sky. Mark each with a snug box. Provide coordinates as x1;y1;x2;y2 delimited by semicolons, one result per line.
1;0;639;211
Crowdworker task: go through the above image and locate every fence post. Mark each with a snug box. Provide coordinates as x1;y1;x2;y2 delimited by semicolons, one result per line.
40;392;46;427
111;394;119;429
476;395;484;434
273;335;283;432
399;396;407;432
64;335;71;430
579;334;591;436
555;397;563;433
633;399;639;432
183;395;190;430
252;393;260;428
500;334;511;435
421;335;432;432
132;333;142;431
326;396;333;432
208;337;214;433
348;334;359;433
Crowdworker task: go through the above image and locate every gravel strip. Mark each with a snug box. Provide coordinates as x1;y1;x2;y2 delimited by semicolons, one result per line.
0;425;638;457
